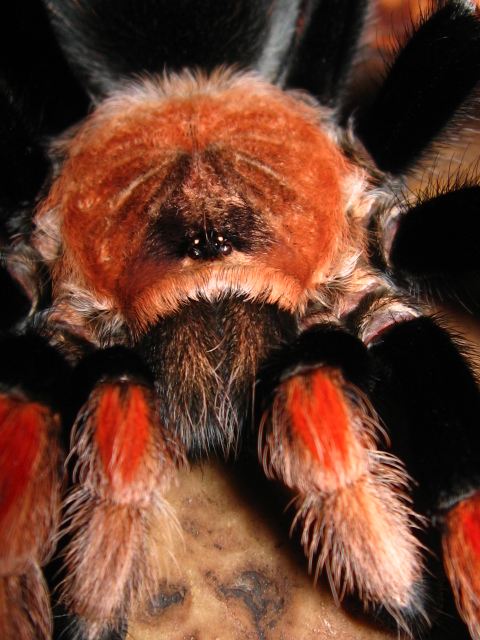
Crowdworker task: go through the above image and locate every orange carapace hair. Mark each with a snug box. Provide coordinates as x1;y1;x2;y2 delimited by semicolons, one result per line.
35;71;361;329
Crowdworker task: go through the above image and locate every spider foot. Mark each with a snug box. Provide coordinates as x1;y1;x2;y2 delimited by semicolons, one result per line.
0;394;62;640
442;493;480;640
60;371;182;639
260;365;427;634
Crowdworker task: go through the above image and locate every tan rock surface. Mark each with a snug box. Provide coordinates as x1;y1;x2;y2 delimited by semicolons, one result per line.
130;459;398;640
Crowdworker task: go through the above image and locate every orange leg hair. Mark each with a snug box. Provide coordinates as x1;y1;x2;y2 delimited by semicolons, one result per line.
0;394;61;640
443;493;480;640
60;380;181;639
259;367;426;631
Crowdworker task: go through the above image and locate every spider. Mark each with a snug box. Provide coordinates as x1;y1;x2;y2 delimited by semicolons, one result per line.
1;0;480;638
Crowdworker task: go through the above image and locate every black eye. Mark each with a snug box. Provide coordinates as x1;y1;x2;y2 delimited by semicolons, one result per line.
186;231;234;260
213;234;232;256
187;237;204;260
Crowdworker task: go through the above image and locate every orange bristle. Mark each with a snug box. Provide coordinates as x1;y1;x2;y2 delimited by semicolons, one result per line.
61;381;181;634
443;492;480;640
96;384;151;491
285;370;361;491
260;369;426;630
0;394;61;640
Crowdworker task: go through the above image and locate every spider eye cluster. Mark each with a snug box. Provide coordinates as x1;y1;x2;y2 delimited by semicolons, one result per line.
187;230;233;260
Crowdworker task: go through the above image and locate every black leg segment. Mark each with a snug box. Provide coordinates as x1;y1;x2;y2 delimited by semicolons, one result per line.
354;1;480;173
369;315;480;514
283;0;371;106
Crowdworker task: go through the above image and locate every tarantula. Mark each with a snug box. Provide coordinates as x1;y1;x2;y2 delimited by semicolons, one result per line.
1;0;480;638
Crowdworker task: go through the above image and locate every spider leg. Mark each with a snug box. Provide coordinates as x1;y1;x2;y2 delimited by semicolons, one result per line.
43;0;301;99
0;0;88;143
0;263;32;333
0;2;88;244
0;331;71;640
283;0;371;106
0;87;48;222
364;313;480;640
257;324;428;634
0;83;50;241
373;181;480;311
258;288;480;636
354;0;480;174
59;347;182;640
